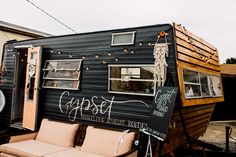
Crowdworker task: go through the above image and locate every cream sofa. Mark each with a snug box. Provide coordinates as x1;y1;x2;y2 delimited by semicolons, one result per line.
0;119;138;157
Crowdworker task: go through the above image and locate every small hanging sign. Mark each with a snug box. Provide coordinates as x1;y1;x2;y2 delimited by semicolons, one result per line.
147;86;178;141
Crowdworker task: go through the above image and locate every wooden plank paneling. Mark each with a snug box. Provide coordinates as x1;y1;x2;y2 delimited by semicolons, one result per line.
174;23;217;51
174;23;221;73
174;23;223;107
174;33;220;69
160;103;215;155
176;38;219;62
177;53;220;71
176;61;220;75
174;30;218;56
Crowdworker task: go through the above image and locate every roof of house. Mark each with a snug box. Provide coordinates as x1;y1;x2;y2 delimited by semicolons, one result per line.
220;64;236;76
0;20;52;38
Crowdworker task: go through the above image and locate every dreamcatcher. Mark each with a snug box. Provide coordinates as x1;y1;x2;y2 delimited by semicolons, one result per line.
153;32;169;87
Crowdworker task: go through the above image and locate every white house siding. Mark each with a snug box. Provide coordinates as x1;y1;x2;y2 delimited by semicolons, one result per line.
0;30;33;66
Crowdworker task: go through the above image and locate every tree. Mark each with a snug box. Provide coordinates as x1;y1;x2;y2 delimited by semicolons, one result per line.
225;57;236;64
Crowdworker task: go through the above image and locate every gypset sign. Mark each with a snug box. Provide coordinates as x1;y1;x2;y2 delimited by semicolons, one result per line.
58;88;177;131
58;91;149;129
147;87;178;141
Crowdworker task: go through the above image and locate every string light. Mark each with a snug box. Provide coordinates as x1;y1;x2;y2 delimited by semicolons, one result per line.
159;31;167;37
7;48;13;52
95;53;100;58
44;33;164;70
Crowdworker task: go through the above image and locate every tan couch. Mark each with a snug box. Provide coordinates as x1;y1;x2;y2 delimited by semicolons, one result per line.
0;119;138;157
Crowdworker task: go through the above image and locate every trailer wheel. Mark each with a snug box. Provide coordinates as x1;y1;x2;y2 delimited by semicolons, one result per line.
0;90;6;112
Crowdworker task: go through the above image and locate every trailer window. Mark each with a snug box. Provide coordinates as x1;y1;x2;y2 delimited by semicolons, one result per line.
209;75;222;96
108;65;155;96
42;59;82;90
183;69;222;99
111;31;135;46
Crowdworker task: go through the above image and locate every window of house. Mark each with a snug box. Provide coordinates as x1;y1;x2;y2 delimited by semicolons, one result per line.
111;31;136;46
108;65;155;96
42;59;82;90
183;69;222;98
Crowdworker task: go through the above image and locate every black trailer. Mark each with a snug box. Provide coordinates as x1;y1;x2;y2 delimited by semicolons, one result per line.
0;23;224;156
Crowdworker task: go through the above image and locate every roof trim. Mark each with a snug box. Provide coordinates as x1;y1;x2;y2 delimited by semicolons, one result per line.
220;64;236;75
0;20;52;37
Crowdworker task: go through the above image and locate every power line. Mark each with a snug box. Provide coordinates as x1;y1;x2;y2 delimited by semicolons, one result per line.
26;0;78;34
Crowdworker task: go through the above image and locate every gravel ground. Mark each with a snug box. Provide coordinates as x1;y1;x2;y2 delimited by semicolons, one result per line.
199;121;236;152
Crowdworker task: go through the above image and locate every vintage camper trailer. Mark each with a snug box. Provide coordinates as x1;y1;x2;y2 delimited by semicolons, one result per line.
0;23;224;156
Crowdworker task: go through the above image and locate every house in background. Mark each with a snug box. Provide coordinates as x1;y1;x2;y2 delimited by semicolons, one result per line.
211;64;236;120
0;20;51;65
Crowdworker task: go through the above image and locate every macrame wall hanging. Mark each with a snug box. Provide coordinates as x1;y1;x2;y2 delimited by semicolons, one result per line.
153;32;169;87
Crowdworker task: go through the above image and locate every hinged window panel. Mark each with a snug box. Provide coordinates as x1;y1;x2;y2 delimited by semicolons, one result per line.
42;59;82;90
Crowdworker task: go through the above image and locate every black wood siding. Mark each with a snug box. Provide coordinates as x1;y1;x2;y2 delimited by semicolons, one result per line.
0;45;16;127
0;24;178;130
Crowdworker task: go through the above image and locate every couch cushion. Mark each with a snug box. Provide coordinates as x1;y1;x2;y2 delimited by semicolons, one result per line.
81;126;135;156
44;148;105;157
0;140;67;157
36;119;79;147
0;152;17;157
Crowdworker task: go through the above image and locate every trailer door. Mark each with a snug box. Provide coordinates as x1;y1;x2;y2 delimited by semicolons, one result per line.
22;46;42;131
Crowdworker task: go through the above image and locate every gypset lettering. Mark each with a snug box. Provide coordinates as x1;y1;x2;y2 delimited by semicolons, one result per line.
58;91;149;123
153;89;176;117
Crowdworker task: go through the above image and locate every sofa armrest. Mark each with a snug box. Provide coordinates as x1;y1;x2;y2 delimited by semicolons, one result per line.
115;146;138;157
9;132;38;143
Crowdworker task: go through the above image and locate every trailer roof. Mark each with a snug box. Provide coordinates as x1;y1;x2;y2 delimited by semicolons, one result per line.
8;23;172;45
221;64;236;76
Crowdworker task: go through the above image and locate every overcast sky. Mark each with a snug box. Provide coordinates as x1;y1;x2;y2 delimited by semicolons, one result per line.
1;0;235;63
